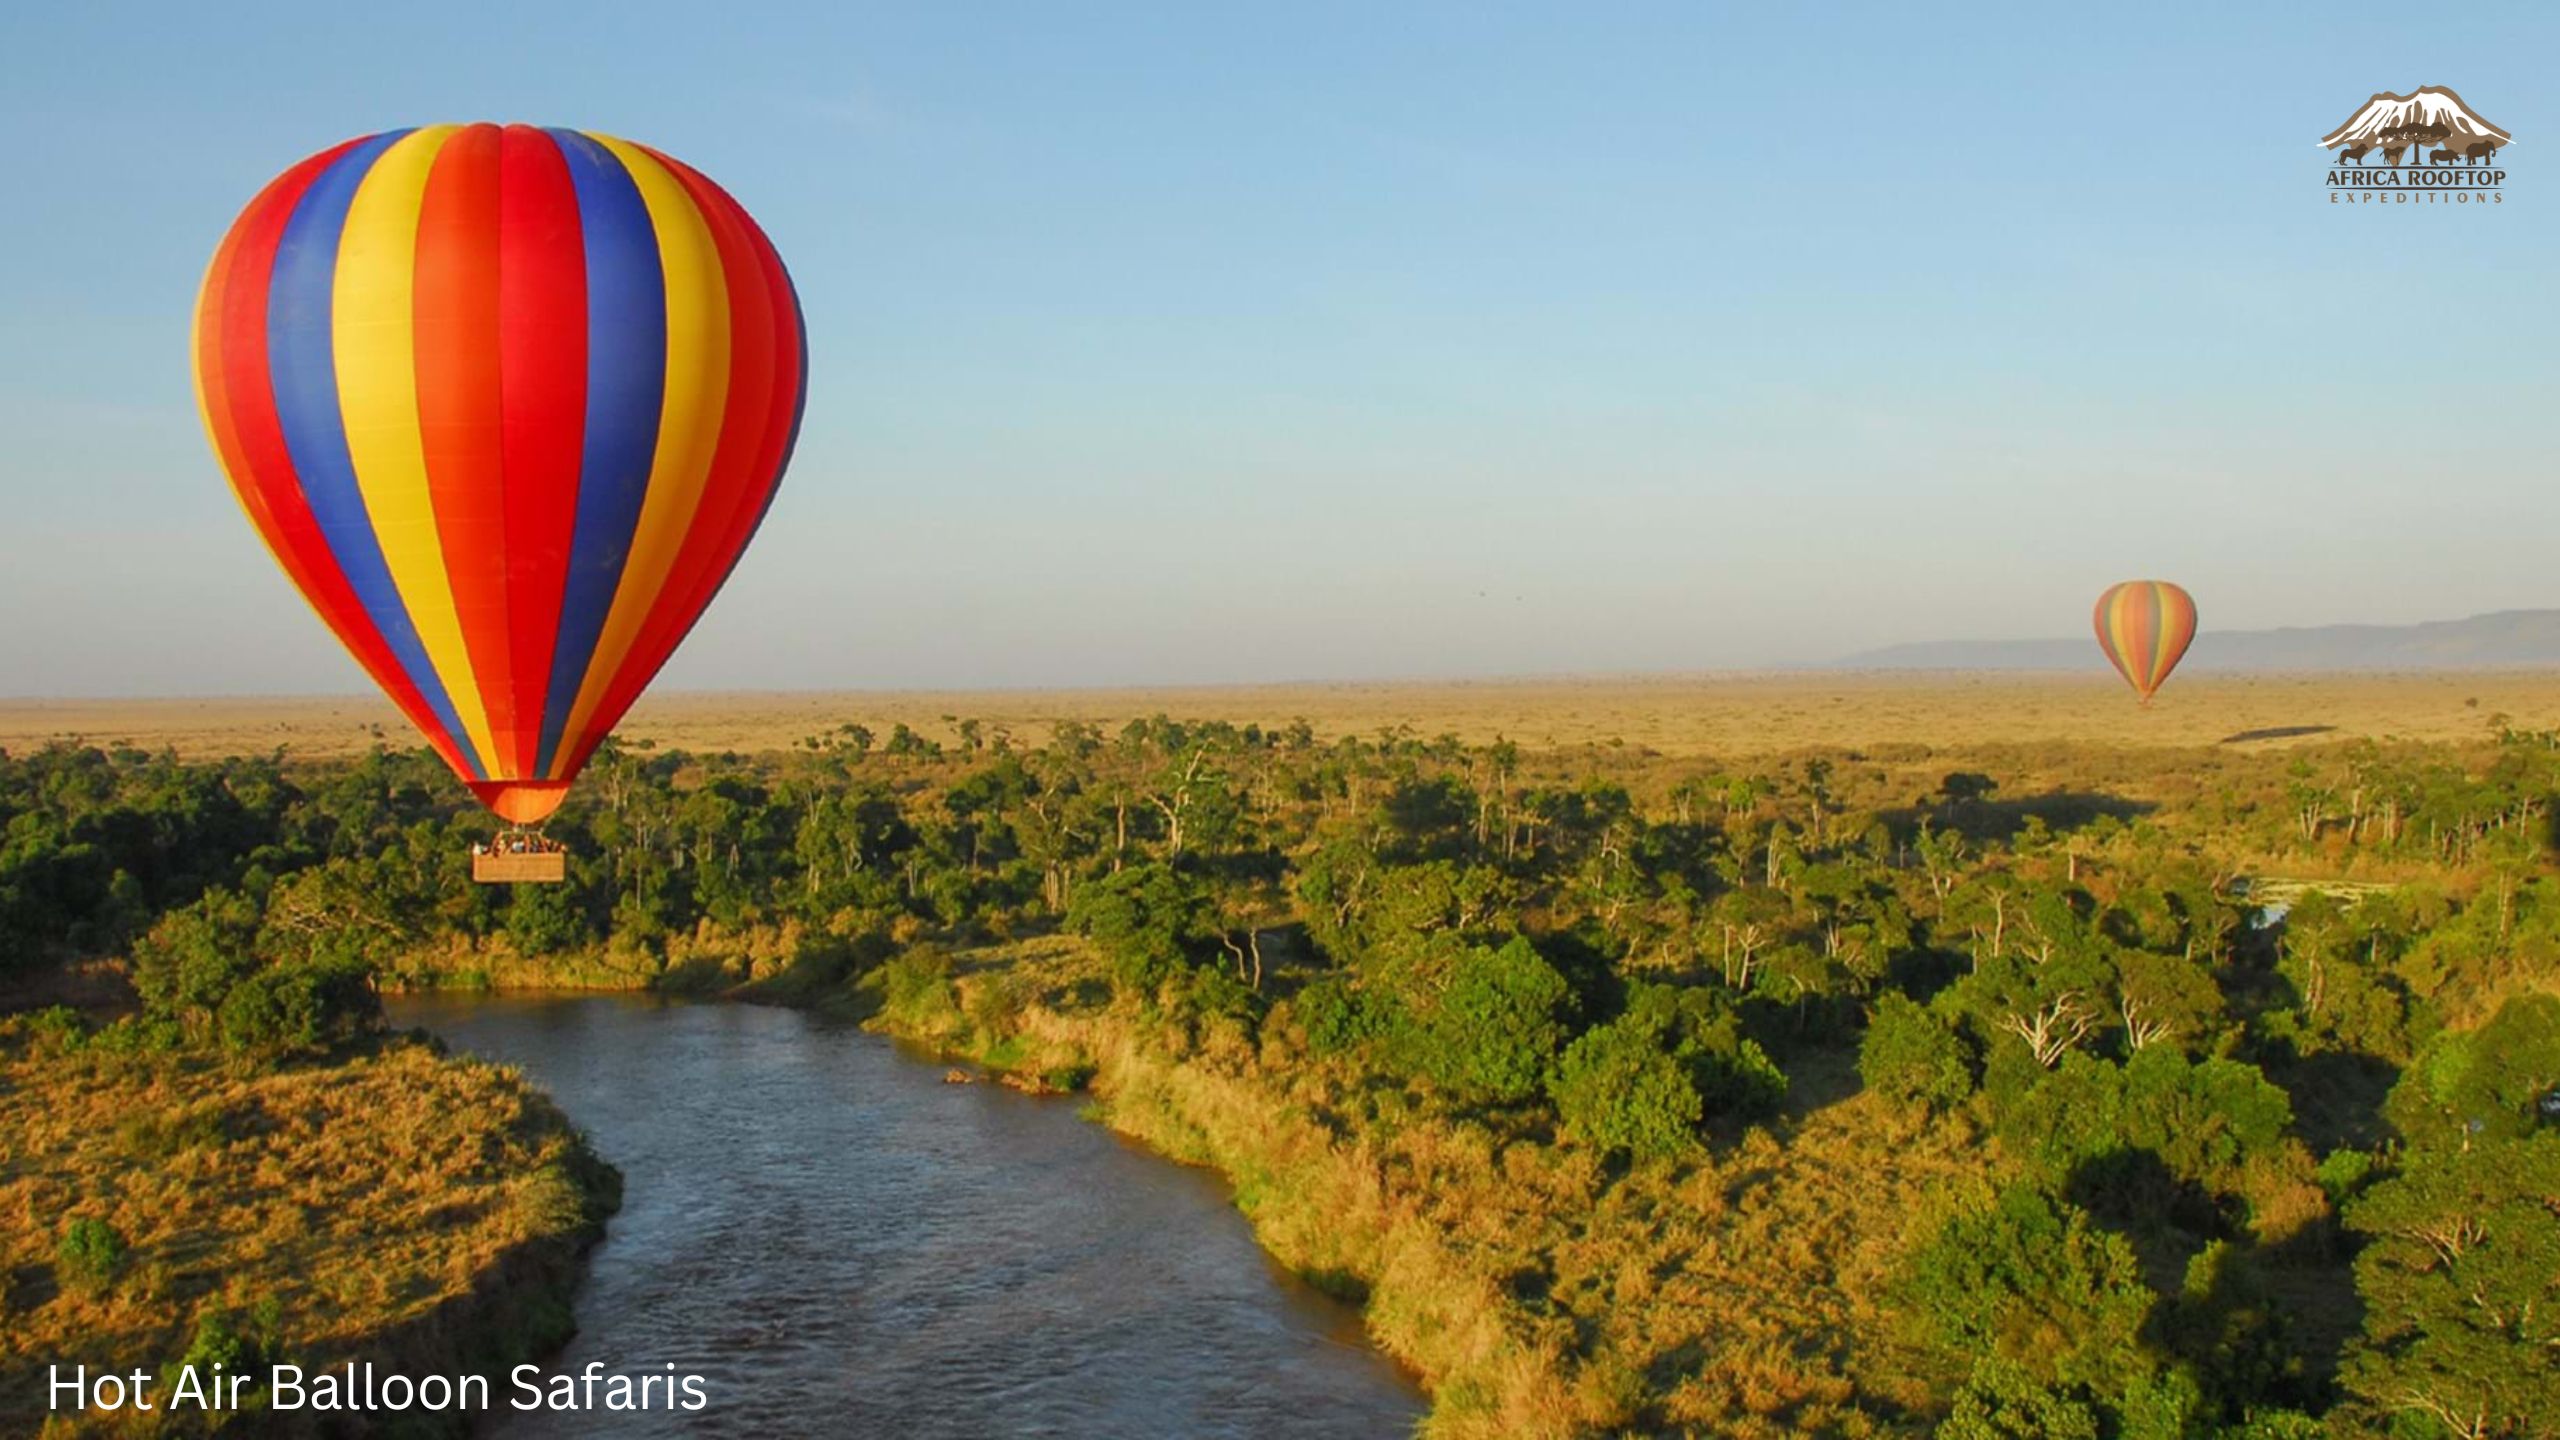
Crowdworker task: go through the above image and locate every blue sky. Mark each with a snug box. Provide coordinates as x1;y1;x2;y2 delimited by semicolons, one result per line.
1;2;2553;695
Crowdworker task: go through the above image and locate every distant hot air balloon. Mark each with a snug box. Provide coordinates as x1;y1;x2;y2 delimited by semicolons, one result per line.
2093;581;2197;706
192;125;805;852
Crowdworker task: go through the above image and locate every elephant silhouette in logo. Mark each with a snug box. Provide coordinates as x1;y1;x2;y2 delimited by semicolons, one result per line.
2461;138;2501;164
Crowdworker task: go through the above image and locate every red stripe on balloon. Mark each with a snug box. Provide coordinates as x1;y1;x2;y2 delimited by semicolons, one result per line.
2122;588;2160;696
493;125;591;780
721;178;805;579
203;139;476;780
414;124;521;770
575;149;796;749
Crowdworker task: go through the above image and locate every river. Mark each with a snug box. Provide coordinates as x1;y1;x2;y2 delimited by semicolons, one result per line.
386;993;1423;1438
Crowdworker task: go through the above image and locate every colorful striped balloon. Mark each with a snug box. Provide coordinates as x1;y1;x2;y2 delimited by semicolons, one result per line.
2093;580;2198;706
193;126;805;824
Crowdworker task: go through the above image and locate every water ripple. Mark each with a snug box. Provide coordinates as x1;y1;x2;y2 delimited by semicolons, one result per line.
389;994;1422;1439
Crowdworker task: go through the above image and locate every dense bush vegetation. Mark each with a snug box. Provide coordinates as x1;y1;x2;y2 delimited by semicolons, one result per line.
6;717;2559;1437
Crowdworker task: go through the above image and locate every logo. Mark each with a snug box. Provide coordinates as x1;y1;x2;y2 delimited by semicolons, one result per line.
2320;86;2510;205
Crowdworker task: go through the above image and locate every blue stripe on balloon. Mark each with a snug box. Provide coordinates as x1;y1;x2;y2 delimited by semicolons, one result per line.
264;128;485;780
535;129;668;777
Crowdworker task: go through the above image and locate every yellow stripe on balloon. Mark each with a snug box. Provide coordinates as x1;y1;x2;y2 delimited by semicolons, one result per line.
331;125;501;775
2142;588;2164;691
548;134;733;776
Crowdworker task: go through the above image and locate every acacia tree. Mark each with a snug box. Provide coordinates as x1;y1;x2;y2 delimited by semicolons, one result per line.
2342;1136;2560;1438
2336;996;2560;1437
2111;949;2225;1054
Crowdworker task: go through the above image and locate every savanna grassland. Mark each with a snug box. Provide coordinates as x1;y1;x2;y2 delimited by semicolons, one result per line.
0;1030;618;1436
8;668;2560;762
5;673;2558;1439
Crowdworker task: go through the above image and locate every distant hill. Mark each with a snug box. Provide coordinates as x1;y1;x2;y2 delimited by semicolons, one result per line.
1837;609;2560;671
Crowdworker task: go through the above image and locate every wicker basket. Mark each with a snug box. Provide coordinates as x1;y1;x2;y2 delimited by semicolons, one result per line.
472;850;567;884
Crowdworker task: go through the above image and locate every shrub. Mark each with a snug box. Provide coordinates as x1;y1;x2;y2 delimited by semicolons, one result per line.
170;1299;281;1394
1550;1013;1703;1160
1293;975;1374;1057
1859;990;1974;1112
877;947;958;1028
1040;1060;1097;1093
965;969;1032;1041
1696;1036;1788;1117
1180;964;1262;1031
2312;1148;2374;1208
1412;937;1571;1104
1897;1184;2152;1393
57;1218;129;1296
1939;1359;2103;1440
1622;980;1787;1119
214;958;380;1055
2213;1411;2326;1439
21;1005;88;1053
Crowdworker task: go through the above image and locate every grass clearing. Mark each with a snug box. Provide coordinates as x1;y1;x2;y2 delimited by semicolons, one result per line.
0;1025;617;1436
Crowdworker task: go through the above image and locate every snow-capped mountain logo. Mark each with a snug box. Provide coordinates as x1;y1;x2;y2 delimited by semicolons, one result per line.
2321;87;2511;206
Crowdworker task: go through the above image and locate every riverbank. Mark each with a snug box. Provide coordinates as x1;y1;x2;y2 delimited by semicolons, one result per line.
0;1018;621;1437
377;920;879;998
386;991;1426;1436
853;936;1971;1440
340;897;2235;1435
380;934;1964;1435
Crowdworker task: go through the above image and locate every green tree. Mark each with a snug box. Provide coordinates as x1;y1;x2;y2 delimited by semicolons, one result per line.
2341;1134;2560;1438
1940;1359;2104;1440
1897;1184;2154;1395
213;958;380;1055
128;888;264;1031
506;876;592;955
1859;990;1975;1113
2387;992;2560;1149
1549;1011;1703;1160
2112;949;2226;1055
1068;862;1212;996
1413;936;1571;1104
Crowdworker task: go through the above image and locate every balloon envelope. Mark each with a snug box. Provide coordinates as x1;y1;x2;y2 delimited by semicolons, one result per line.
193;125;805;822
2093;580;2197;704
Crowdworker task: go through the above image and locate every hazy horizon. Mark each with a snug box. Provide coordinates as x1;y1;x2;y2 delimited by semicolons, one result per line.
21;602;2560;704
3;3;2554;698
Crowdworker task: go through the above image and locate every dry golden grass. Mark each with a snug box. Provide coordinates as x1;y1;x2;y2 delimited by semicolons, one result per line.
7;671;2556;767
0;1031;612;1435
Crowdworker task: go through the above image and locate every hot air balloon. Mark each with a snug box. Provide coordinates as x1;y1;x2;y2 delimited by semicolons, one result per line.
193;125;804;879
2093;581;2197;706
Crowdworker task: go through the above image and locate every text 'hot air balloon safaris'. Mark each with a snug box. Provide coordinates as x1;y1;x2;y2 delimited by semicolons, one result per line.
2093;580;2197;707
192;124;806;881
